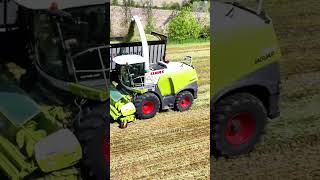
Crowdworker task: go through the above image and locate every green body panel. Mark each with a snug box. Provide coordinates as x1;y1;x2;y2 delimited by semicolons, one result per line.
16;121;48;158
0;90;41;126
126;86;148;94
0;118;80;179
0;84;80;178
68;83;108;102
110;85;136;124
0;152;20;179
36;147;82;173
0;85;59;138
158;68;198;96
110;86;127;102
34;130;82;173
211;3;281;97
0;136;36;179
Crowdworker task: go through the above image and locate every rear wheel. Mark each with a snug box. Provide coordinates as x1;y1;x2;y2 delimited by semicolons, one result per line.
134;93;160;119
75;104;109;180
174;91;194;111
213;93;267;156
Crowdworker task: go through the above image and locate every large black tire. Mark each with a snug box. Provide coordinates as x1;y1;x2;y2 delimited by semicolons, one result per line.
133;93;160;119
213;93;267;157
75;103;109;180
174;91;194;112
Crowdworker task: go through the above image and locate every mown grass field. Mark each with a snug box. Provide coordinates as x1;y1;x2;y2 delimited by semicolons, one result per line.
110;41;210;179
212;0;320;179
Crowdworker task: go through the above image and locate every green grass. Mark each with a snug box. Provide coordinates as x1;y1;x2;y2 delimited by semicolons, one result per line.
236;0;320;78
264;0;320;78
266;0;320;143
166;42;210;107
167;39;210;46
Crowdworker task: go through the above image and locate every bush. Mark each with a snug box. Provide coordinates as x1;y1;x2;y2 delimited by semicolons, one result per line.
199;16;210;39
167;7;202;41
112;0;118;6
170;3;181;10
200;24;210;39
162;2;169;9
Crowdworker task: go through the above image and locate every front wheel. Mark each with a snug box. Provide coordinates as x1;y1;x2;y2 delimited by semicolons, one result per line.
174;91;194;111
213;93;267;157
75;104;109;180
133;93;160;119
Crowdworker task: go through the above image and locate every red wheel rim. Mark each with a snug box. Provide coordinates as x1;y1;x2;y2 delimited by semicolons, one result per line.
224;112;256;145
103;137;109;162
179;96;191;108
142;101;155;115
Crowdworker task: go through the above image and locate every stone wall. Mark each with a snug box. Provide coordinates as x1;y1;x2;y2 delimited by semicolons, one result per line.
112;0;188;7
111;6;209;37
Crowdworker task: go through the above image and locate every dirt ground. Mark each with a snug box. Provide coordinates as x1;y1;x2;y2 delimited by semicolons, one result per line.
212;134;320;179
212;72;320;179
110;107;210;179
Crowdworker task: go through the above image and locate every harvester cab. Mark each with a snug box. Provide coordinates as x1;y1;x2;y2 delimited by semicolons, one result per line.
212;0;281;157
18;0;110;102
111;16;198;127
0;1;110;179
114;16;195;90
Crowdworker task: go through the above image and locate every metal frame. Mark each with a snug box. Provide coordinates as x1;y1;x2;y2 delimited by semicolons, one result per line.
0;0;20;31
225;0;264;15
110;32;167;70
257;0;263;14
71;45;109;87
0;0;8;30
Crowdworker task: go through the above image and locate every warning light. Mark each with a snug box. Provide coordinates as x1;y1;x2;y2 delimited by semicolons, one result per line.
49;2;59;11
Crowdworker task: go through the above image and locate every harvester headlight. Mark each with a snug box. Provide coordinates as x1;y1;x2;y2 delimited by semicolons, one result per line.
120;102;136;114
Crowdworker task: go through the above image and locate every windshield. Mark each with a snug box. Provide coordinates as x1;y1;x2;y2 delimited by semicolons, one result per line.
34;13;68;80
219;0;263;14
120;63;145;87
61;5;107;54
34;5;108;81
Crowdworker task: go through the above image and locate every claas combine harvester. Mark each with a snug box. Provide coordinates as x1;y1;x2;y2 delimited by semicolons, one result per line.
1;0;110;179
109;16;199;128
211;0;281;157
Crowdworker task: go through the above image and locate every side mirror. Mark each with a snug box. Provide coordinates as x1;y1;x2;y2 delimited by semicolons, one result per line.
260;11;271;24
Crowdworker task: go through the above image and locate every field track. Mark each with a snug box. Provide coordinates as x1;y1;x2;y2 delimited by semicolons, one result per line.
212;71;320;179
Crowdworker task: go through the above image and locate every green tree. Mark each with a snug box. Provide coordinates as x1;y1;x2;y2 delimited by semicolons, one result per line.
167;6;202;41
145;1;155;33
112;0;119;6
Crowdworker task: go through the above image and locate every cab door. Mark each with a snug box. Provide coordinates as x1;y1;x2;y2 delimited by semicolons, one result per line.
6;0;18;27
0;0;6;31
0;0;18;30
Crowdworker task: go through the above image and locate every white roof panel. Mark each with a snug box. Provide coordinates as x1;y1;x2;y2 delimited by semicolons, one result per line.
113;55;145;65
14;0;108;10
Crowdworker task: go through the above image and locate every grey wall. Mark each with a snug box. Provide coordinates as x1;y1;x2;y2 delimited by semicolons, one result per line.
111;6;209;36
